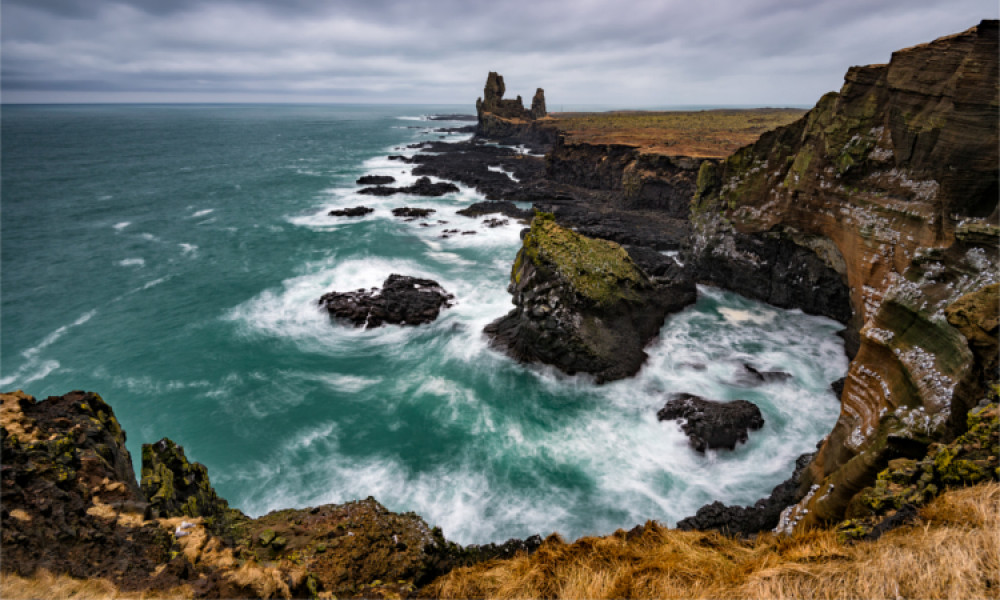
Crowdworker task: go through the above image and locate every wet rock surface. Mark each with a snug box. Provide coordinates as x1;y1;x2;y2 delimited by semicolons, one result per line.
457;200;533;221
356;175;395;185
735;363;793;386
328;206;374;217
677;452;816;536
657;393;765;452
319;274;454;328
358;176;459;197
392;206;436;219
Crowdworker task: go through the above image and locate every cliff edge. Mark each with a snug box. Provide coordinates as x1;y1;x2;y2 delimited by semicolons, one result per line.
692;20;998;530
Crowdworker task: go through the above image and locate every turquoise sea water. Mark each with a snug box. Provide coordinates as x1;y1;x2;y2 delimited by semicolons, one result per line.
1;104;847;544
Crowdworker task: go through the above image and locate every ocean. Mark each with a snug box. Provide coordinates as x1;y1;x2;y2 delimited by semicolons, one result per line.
1;104;847;544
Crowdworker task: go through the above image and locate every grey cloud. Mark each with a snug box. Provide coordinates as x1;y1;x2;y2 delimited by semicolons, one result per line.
2;0;996;105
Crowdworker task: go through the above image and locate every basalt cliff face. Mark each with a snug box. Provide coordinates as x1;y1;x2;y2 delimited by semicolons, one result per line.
691;20;999;530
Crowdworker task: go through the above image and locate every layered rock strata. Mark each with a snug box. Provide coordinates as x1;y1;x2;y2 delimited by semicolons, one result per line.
484;213;696;382
690;20;999;530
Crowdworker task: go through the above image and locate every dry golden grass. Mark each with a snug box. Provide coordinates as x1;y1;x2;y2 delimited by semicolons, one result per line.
1;391;41;442
0;570;191;599
548;109;805;158
426;482;1000;600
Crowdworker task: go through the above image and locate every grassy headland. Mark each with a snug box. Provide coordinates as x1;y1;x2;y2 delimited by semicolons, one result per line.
546;108;806;157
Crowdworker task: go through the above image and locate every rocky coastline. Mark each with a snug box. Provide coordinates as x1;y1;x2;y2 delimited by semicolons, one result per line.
3;20;998;599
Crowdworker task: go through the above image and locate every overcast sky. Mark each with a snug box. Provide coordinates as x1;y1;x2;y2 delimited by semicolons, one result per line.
2;0;995;106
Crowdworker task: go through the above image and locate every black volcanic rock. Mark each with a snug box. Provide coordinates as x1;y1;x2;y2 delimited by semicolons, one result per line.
392;207;436;219
357;175;396;185
328;206;374;217
407;177;460;196
485;214;696;382
657;393;764;452
359;177;459;198
457;200;533;221
677;452;816;536
319;274;453;328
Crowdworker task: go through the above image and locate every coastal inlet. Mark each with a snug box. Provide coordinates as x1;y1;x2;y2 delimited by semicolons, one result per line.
2;105;845;544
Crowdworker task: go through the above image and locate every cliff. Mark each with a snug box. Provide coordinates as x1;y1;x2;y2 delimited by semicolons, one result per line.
691;20;999;530
0;391;537;598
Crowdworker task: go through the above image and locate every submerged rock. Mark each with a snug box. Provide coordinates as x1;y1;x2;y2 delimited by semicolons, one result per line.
319;274;454;328
735;363;793;386
657;393;764;452
485;213;696;382
328;206;374;217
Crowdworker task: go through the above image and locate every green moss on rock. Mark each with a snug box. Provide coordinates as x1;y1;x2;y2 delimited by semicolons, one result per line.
516;215;647;307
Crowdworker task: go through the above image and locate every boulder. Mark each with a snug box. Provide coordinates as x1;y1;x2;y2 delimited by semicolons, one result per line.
657;393;765;452
319;274;454;328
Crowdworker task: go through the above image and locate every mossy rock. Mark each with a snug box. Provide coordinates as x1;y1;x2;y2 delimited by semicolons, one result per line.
516;214;647;307
853;403;999;517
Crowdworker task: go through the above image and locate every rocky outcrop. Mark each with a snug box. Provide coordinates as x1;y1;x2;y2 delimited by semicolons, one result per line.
328;206;374;217
475;72;556;149
546;138;707;217
691;20;999;531
358;176;459;197
141;437;246;537
356;175;395;185
1;390;551;598
657;393;765;452
0;391;171;588
319;274;454;328
530;88;547;119
392;207;436;219
677;452;815;536
475;72;545;121
832;401;998;541
484;213;696;382
457;200;533;221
